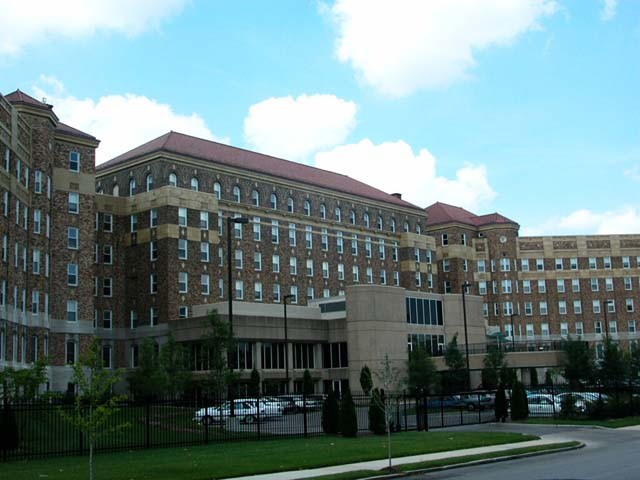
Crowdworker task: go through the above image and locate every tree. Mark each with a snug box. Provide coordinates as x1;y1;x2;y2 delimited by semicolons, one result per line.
407;347;437;395
339;389;358;437
202;309;235;397
159;334;192;397
562;337;596;389
59;338;127;480
359;364;373;395
249;368;261;397
598;338;627;389
510;381;529;421
128;338;163;400
302;369;314;395
444;334;466;393
529;368;539;388
482;345;506;389
321;389;340;434
374;354;403;469
368;388;386;434
494;385;508;422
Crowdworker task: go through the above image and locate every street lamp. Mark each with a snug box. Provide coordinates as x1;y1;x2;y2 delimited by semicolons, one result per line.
226;215;248;411
283;294;293;394
461;281;471;391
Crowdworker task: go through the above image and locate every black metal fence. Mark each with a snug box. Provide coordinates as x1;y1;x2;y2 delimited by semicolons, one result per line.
0;390;497;462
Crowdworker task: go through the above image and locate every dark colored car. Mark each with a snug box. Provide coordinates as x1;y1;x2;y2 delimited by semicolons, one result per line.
425;395;465;409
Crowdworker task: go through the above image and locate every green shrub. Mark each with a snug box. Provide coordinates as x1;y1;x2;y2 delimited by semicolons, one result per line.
0;405;19;450
560;393;579;418
321;389;340;434
339;390;358;437
510;381;529;420
494;385;508;422
368;388;386;434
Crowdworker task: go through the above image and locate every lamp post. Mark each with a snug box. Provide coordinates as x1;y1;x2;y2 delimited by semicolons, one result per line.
603;300;612;339
461;281;471;391
510;313;518;351
226;215;248;411
283;294;293;394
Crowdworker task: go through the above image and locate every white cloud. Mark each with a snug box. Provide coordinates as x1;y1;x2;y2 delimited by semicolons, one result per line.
624;165;640;181
314;139;496;210
0;0;187;56
243;94;358;162
601;0;617;21
522;206;640;235
330;0;558;96
34;77;225;164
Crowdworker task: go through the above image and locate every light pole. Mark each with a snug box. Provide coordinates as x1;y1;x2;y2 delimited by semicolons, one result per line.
226;215;248;411
461;281;471;391
283;294;293;394
603;299;613;339
510;313;518;351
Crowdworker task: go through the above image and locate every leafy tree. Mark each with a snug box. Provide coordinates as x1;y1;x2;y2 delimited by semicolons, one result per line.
444;334;466;393
321;389;340;434
368;388;386;434
598;338;627;389
0;360;48;402
59;338;127;480
128;338;163;400
562;337;596;389
302;369;314;395
339;389;358;437
499;366;517;389
159;334;192;397
494;385;508;422
529;368;539;388
482;345;506;389
359;364;373;395
407;347;437;395
510;381;529;421
249;368;261;397
202;309;235;397
375;354;402;469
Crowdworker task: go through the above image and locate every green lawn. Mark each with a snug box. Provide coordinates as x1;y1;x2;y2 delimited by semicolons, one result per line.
518;416;640;428
0;431;537;480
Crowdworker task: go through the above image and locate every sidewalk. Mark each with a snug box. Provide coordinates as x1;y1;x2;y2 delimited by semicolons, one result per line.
232;434;579;480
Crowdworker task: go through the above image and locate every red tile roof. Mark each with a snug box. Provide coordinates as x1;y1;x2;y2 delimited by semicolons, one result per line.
425;202;517;228
56;122;98;142
97;131;423;210
5;89;53;110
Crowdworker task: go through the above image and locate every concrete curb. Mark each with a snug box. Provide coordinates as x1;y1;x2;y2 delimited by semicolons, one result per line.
357;442;586;480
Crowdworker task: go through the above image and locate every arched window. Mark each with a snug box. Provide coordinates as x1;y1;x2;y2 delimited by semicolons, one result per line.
168;173;177;188
213;182;221;199
251;190;260;207
233;186;241;203
287;197;294;213
390;218;396;233
190;177;199;192
377;215;383;230
403;221;410;233
304;200;311;216
364;212;370;228
112;184;119;196
270;193;278;210
146;173;153;192
129;178;136;196
320;204;326;220
350;210;356;225
335;207;342;222
416;223;422;235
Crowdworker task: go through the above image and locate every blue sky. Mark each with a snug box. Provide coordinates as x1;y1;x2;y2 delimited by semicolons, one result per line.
1;0;638;235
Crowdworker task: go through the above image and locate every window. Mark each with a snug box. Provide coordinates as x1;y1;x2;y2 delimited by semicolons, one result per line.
200;211;209;230
321;229;329;251
179;272;188;293
190;177;199;191
572;278;580;292
605;277;614;291
461;233;467;246
234;249;243;269
304;200;311;216
539;301;548;315
623;256;631;269
104;213;113;232
477;259;486;273
560;322;569;336
442;259;450;272
68;227;79;249
179;306;189;319
604;256;612;269
555;258;563;270
556;279;565;293
502;279;512;293
233;186;241;202
169;173;178;187
103;278;113;297
500;258;511;272
442;234;448;246
627;299;635;313
366;267;373;284
352;265;359;282
150;209;158;228
478;281;487;295
33;209;41;234
526;324;535;338
377;215;383;230
201;274;210;295
364;212;370;228
272;255;280;273
67;300;78;322
365;236;372;258
67;263;78;287
607;300;616;313
322;261;329;278
537;280;546;293
503;301;514;316
253;217;261;241
178;207;187;227
130;214;138;232
213;182;221;198
306;258;314;276
31;291;39;314
352;234;358;256
287;197;294;213
254;282;263;302
625;277;633;290
254;252;262;271
570;257;578;270
589;257;597;269
150;273;158;293
304;226;313;249
595;321;603;335
273;284;281;302
610;321;618;334
143;173;153;191
378;239;385;259
289;223;296;246
336;231;344;254
593;300;601;314
150;241;158;261
390;218;396;232
129;177;136;196
271;220;279;244
103;245;112;264
575;322;584;336
574;300;582;314
338;263;345;281
522;280;531;294
290;257;297;275
591;278;600;292
178;239;188;260
150;307;158;327
235;280;244;300
69;151;80;172
270;193;278;209
541;323;550;337
68;192;79;214
393;242;398;262
349;209;356;224
32;249;40;274
629;321;636;333
524;302;533;316
251;189;260;206
66;341;76;364
536;258;544;271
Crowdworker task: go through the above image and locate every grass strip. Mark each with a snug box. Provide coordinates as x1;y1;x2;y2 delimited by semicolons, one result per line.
303;442;581;480
0;431;536;480
518;416;640;428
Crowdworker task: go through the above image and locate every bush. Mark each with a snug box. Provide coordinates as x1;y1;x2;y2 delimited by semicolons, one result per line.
511;381;529;420
321;389;340;434
368;388;386;434
339;390;358;437
0;405;19;450
494;385;508;422
560;393;579;418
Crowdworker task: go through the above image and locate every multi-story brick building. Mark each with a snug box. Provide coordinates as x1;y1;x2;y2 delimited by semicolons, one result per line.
4;90;637;395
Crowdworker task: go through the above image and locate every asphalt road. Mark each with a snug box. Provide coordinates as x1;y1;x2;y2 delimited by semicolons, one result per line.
402;423;640;480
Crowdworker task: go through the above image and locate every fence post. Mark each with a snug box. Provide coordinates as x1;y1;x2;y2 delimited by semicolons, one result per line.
145;400;151;449
303;391;308;438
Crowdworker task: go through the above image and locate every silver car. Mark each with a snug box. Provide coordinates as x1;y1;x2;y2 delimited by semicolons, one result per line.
193;399;282;425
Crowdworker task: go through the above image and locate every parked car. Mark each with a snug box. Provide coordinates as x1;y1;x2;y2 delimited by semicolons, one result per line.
526;393;563;417
425;395;465;409
555;392;592;412
193;399;282;425
457;393;495;411
280;395;323;412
